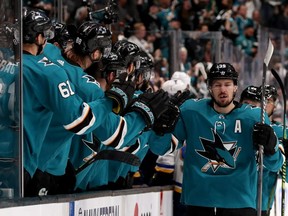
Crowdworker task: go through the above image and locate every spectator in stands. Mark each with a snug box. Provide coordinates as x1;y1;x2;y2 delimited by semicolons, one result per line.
268;2;288;30
251;9;261;40
174;0;200;31
142;3;162;36
235;23;257;57
178;46;191;73
156;0;176;59
117;0;141;29
128;22;154;55
210;0;239;42
235;4;254;37
260;0;281;27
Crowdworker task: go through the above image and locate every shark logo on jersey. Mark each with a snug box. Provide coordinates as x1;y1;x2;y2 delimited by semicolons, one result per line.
196;129;241;172
82;138;100;162
82;75;100;87
38;57;56;66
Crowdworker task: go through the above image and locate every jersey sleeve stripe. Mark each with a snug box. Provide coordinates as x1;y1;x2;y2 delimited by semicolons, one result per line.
123;139;141;154
102;117;127;149
164;135;179;155
64;102;95;134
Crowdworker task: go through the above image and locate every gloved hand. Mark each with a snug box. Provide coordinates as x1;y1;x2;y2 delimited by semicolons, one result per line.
125;89;170;129
153;102;180;135
105;73;135;114
253;123;277;155
170;89;191;107
152;90;191;135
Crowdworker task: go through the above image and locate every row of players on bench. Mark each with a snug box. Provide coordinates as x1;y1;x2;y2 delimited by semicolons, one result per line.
22;7;287;216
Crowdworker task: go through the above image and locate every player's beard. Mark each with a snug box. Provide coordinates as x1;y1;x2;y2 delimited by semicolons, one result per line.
212;92;236;108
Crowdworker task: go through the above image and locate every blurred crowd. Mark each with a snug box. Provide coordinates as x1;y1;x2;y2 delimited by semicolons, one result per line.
22;0;288;105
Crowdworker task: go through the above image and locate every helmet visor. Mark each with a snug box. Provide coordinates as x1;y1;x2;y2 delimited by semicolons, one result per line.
43;26;55;40
136;69;152;82
87;36;111;54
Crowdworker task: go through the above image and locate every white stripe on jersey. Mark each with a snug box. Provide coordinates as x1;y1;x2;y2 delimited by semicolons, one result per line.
102;116;127;149
63;102;95;135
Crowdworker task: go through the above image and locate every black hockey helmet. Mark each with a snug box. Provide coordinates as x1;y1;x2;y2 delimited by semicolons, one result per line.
48;22;73;50
240;85;261;102
207;63;238;86
135;51;153;82
261;85;278;101
102;51;127;77
112;39;129;53
23;7;54;43
112;40;141;74
74;21;112;57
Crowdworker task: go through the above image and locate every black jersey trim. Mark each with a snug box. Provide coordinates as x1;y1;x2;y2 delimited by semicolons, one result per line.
68;107;94;134
106;119;126;148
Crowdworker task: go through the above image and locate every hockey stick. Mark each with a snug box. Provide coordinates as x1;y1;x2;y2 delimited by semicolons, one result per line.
271;68;287;216
257;38;274;216
75;149;141;175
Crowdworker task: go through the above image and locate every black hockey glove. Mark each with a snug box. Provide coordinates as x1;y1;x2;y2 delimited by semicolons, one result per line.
253;123;277;156
170;89;192;107
125;89;170;129
153;102;180;136
105;73;135;114
152;90;190;136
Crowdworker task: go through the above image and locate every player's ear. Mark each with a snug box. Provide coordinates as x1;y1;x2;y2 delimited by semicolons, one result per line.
233;85;238;93
208;87;212;93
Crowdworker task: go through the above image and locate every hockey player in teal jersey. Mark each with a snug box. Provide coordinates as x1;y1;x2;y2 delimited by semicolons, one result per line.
101;51;190;190
0;42;19;192
240;85;288;216
36;22;169;195
73;49;180;191
62;39;171;191
149;63;284;216
22;8;146;197
0;58;19;159
73;48;153;191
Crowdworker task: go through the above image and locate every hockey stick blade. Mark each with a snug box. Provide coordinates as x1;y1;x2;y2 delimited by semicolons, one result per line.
76;150;141;175
264;39;274;66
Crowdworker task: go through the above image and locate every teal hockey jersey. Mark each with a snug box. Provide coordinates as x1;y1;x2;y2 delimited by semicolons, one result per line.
39;43;146;176
178;99;283;209
150;98;284;209
0;58;19;158
23;50;113;177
